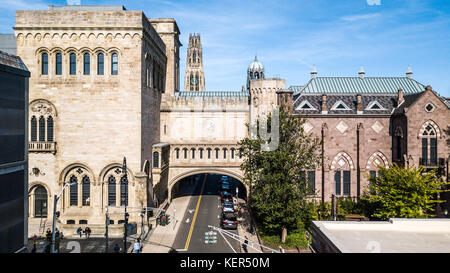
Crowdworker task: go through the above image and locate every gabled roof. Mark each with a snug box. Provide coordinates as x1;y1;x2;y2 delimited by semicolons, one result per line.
0;49;28;71
296;77;425;95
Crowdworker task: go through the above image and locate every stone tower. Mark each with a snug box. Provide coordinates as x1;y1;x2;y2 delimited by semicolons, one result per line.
184;33;205;91
247;56;265;90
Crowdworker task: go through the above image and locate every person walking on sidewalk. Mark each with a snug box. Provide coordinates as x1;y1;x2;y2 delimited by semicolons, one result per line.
84;227;91;239
242;237;248;253
77;227;83;238
114;244;121;253
134;239;141;253
278;245;285;253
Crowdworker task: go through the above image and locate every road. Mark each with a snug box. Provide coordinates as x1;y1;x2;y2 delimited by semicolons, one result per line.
172;174;241;253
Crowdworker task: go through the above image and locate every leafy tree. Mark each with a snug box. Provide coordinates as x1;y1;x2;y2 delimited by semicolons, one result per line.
239;105;321;242
361;164;448;220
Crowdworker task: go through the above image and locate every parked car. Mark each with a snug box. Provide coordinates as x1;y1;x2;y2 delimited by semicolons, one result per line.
222;201;234;213
221;192;233;203
220;212;238;230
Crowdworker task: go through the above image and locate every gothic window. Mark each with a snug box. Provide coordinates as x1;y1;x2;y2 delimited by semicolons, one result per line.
83;53;90;75
207;148;211;159
231;149;235;159
335;170;350;196
70;175;78;206
111;53;118;75
199;149;203;159
223;149;227;159
41;53;48;75
31;116;37;141
175;148;180;159
193;51;197;63
120;175;128;206
82;176;90;206
299;171;315;195
47;116;54;142
97;53;104;75
215;148;219;159
38;116;45;142
70;53;76;75
34;186;47;218
153;152;159;168
108;176;116;206
55;52;62;75
183;148;188;159
420;123;438;166
191;149;195;159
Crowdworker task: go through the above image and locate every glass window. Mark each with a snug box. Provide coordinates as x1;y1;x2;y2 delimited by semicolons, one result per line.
70;176;78;206
38;116;45;142
70;53;76;75
422;138;428;165
192;149;195;159
47;116;54;142
82;176;90;206
176;149;179;159
120;175;128;206
430;138;437;165
31;116;37;141
97;53;104;75
153;152;159;168
108;176;116;206
334;171;341;196
111;53;118;75
83;53;90;75
343;171;351;196
42;53;48;75
55;53;62;75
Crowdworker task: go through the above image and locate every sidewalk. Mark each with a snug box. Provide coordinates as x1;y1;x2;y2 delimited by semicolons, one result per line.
236;198;263;253
141;182;196;253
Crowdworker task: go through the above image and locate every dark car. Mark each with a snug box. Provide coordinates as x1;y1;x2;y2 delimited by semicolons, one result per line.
220;212;238;230
221;192;233;202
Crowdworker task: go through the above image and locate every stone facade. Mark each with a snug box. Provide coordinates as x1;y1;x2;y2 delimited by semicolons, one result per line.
17;6;167;234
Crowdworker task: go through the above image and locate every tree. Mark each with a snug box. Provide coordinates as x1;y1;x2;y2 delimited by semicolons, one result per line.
361;164;448;220
239;105;321;242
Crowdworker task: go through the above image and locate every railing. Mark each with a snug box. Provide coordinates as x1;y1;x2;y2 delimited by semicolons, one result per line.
29;141;57;154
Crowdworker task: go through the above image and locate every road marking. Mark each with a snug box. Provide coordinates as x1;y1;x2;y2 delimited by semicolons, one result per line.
184;174;207;251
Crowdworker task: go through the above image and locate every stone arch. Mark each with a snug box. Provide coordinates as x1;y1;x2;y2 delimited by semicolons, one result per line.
29;181;52;197
61;33;69;40
98;163;135;187
330;151;354;170
366;151;389;170
59;163;95;186
30;99;58;117
51;33;60;40
114;33;123;39
418;120;441;138
79;33;87;40
107;47;122;56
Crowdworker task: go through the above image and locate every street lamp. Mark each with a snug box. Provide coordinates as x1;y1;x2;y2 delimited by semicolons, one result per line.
51;182;76;253
122;157;128;254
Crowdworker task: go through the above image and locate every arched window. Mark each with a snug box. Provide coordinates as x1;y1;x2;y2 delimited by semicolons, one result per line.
183;148;188;159
82;176;90;206
47;116;54;142
34;186;47;218
38;116;45;142
83;53;90;75
421;124;438;166
55;52;62;75
31;116;37;141
199;149;203;159
192;149;195;159
120;175;128;206
69;53;76;75
175;148;180;159
108;176;116;206
231;149;235;159
153;152;159;168
111;53;118;75
215;148;219;159
97;53;104;75
331;152;354;196
42;53;48;75
223;149;227;159
69;175;78;206
207;148;211;159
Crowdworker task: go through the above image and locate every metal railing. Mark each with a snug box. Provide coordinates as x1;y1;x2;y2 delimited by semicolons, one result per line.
29;141;57;153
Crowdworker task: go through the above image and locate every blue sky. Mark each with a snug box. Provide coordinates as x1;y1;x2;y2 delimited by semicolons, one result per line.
0;0;449;96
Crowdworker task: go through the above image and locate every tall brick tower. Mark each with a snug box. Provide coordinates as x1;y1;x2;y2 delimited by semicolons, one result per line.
184;33;205;91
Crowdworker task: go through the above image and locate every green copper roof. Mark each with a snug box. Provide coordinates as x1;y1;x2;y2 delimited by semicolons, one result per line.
290;77;426;94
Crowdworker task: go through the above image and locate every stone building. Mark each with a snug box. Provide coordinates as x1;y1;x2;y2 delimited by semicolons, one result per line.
15;5;175;236
289;67;450;207
184;34;205;91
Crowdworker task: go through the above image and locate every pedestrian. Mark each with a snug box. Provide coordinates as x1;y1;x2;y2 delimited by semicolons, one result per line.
31;242;37;253
55;228;61;253
242;237;248;253
278;245;285;253
134;239;141;253
45;228;52;242
85;227;91;239
77;227;83;238
113;244;121;253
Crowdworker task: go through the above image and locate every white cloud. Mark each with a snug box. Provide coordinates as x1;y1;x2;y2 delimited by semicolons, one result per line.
340;13;381;22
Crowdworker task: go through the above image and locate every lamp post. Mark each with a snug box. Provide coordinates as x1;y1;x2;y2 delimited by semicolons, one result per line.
51;182;76;253
122;157;128;254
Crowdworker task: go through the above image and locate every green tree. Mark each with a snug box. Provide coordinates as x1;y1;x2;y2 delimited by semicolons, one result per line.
361;164;448;220
239;105;321;242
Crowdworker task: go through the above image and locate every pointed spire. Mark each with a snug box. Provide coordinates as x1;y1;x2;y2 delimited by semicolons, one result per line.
406;65;413;79
359;66;365;79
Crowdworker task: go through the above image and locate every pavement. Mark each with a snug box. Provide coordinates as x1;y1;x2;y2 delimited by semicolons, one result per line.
141;178;198;253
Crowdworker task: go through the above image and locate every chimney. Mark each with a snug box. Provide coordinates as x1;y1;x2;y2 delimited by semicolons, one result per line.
359;66;365;79
425;85;432;92
277;89;294;113
311;65;317;79
321;94;328;114
356;94;363;114
406;65;413;79
397;88;404;106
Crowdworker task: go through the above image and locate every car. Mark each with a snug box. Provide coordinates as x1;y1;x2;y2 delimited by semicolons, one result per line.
220;212;238;230
222;201;234;213
221;192;233;202
221;183;231;191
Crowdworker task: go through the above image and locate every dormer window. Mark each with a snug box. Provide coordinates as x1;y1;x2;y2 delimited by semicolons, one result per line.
296;100;316;111
331;100;351;111
365;100;385;111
